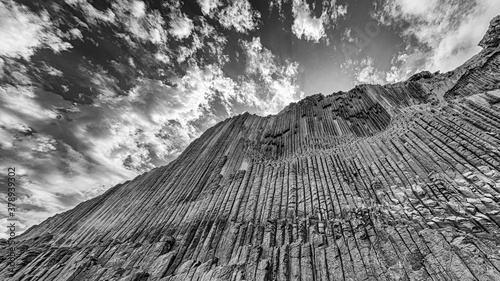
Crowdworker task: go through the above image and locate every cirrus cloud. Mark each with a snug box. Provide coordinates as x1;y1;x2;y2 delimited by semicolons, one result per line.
372;0;500;82
0;1;72;59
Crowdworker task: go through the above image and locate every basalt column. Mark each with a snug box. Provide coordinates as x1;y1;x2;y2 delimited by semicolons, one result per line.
2;15;500;281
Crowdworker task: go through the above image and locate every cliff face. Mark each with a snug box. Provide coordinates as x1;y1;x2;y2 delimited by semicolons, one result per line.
2;18;500;281
479;16;500;48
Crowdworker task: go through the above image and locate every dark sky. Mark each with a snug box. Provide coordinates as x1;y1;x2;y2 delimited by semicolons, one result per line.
0;0;498;238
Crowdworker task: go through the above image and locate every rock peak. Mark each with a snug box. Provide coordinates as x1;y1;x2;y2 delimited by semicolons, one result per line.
479;15;500;48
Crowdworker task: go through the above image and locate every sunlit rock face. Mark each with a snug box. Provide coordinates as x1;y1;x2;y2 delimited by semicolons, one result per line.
2;16;500;281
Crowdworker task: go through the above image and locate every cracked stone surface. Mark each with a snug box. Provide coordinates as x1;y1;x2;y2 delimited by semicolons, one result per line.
2;15;500;281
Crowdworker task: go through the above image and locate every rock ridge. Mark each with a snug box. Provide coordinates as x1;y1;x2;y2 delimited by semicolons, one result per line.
1;15;500;281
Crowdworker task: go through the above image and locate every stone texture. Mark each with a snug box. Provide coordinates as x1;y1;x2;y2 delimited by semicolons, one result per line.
479;15;500;48
2;15;500;281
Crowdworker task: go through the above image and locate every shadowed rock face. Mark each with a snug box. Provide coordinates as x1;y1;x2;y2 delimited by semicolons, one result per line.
479;15;500;48
2;17;500;281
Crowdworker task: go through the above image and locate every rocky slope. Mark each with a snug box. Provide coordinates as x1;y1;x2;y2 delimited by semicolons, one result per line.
1;16;500;281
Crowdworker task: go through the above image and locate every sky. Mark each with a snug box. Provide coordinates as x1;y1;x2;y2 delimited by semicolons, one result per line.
0;0;499;238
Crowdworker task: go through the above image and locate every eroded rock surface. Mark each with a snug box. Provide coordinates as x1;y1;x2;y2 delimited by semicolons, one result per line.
2;15;500;281
479;15;500;48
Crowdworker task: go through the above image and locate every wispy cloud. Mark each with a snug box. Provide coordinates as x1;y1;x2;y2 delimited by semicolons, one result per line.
0;84;135;239
0;18;304;238
218;0;261;33
372;0;500;81
241;37;305;113
196;0;260;33
288;0;348;43
0;2;71;59
353;57;385;84
169;13;194;39
197;0;222;16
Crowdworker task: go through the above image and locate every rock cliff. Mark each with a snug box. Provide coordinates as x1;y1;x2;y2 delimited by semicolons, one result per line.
2;16;500;281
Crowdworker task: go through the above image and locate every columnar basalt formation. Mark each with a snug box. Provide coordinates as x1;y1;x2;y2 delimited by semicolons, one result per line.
2;17;500;281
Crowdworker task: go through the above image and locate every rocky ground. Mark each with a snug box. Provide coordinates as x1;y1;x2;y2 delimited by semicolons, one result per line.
1;15;500;281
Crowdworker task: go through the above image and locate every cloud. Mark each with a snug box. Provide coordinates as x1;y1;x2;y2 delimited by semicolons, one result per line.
169;13;194;39
0;57;302;240
66;0;169;45
353;57;385;84
84;77;210;171
336;5;348;17
291;0;326;42
323;0;348;25
0;2;71;59
164;0;194;40
269;0;285;19
385;51;427;83
170;16;229;67
196;0;260;33
70;56;303;176
68;28;83;40
197;0;222;15
243;37;277;76
0;76;212;236
343;28;355;43
0;86;58;121
373;0;500;80
240;37;305;113
0;0;306;238
0;2;42;58
111;0;169;44
64;0;116;24
271;0;347;29
0;84;135;238
216;0;261;33
130;0;146;18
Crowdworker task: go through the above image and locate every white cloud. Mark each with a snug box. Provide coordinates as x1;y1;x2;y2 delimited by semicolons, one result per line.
90;42;304;166
0;58;4;78
66;0;169;45
0;2;71;59
374;0;500;76
0;86;58;121
0;2;307;237
65;0;116;24
0;85;135;238
240;37;305;114
0;2;42;58
197;0;222;15
354;57;385;85
172;17;229;65
197;0;261;33
269;0;285;18
155;52;170;63
169;13;194;39
112;2;164;43
323;0;348;24
343;28;354;42
385;51;427;83
87;66;232;171
68;28;83;40
243;37;277;76
336;5;348;17
345;51;425;85
291;0;326;42
217;0;261;33
130;0;146;18
0;56;303;239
